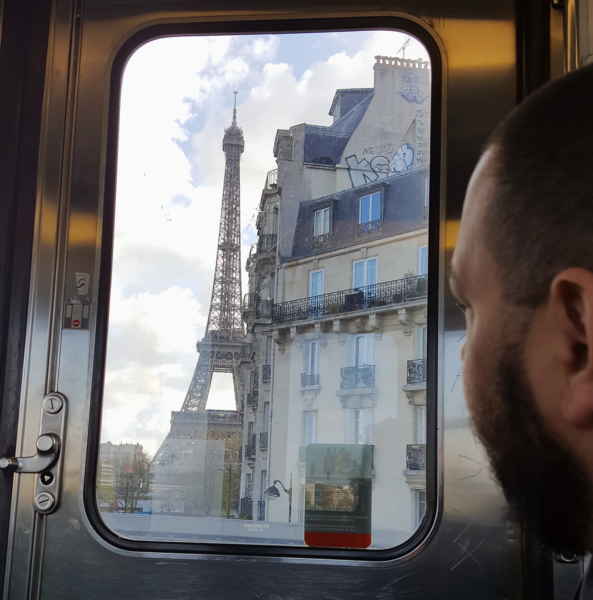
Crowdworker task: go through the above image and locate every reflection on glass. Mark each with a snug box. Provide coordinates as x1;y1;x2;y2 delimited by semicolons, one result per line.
97;30;431;549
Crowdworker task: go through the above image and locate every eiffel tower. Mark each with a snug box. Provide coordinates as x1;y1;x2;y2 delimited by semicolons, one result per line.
180;92;246;413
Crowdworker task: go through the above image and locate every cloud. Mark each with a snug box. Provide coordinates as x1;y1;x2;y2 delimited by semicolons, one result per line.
102;31;430;450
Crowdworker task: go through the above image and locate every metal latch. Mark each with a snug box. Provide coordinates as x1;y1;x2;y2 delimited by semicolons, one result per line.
0;392;67;514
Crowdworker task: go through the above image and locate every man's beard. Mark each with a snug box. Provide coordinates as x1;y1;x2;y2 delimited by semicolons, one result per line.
470;341;593;553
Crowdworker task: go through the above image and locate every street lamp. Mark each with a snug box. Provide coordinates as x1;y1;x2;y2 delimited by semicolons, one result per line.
264;474;292;523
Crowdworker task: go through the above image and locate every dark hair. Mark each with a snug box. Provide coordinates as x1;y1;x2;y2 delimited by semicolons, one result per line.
485;64;593;308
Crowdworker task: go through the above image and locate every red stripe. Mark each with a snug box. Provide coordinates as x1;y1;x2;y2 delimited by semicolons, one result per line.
304;532;371;548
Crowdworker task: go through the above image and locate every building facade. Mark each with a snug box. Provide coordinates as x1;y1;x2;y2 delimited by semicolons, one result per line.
239;55;430;544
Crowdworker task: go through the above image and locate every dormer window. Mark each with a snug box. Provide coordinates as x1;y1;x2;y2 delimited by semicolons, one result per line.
313;207;330;246
359;192;381;234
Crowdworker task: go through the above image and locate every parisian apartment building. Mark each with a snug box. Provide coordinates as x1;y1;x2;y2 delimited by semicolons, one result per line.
239;55;430;542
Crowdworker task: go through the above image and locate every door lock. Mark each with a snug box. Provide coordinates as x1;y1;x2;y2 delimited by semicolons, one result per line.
0;392;67;514
0;433;60;473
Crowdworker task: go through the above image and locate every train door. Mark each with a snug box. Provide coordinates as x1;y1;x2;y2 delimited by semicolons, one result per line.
0;0;582;598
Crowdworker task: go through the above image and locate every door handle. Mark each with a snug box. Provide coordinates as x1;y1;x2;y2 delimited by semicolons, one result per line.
0;392;67;514
0;433;61;473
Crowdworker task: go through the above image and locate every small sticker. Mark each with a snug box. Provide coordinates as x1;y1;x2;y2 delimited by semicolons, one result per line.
75;272;89;295
64;303;90;330
304;444;372;548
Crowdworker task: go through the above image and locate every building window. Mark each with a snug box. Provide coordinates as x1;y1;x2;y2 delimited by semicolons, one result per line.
418;245;428;276
260;470;267;501
302;341;320;387
354;408;373;445
414;405;426;444
352;334;374;367
413;490;427;528
302;410;318;446
308;269;324;318
353;257;377;289
313;207;330;246
309;269;324;297
359;192;381;233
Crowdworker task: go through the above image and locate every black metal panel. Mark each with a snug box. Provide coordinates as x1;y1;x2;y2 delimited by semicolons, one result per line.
0;0;52;592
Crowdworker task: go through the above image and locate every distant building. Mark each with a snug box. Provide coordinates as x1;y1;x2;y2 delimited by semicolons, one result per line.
240;55;430;539
98;442;148;511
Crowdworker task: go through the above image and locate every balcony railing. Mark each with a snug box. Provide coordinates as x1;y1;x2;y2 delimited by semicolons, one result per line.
407;358;426;384
262;364;271;383
340;365;375;389
259;432;269;451
240;498;253;519
298;445;307;463
245;435;256;460
301;373;320;387
313;232;329;247
259;234;277;254
272;275;427;325
243;293;257;310
257;300;273;319
406;444;426;470
266;169;278;189
359;219;380;234
257;500;266;521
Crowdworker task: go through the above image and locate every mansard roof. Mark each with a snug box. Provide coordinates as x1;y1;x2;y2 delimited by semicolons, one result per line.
288;166;428;262
303;92;374;166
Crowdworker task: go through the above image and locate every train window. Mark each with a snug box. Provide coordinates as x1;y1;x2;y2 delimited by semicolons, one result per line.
97;30;432;550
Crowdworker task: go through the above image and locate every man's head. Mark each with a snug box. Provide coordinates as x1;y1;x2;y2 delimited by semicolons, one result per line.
451;65;593;553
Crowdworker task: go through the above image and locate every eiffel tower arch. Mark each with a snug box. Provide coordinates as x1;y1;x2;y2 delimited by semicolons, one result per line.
180;93;246;413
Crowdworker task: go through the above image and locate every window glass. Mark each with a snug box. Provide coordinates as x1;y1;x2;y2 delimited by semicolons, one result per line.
419;245;428;276
309;270;324;297
314;208;330;236
359;192;381;224
98;30;431;549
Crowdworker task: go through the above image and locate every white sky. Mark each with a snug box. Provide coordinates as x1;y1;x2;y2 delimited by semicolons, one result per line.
101;31;429;456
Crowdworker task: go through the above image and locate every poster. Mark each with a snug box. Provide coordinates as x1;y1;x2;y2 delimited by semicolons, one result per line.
304;444;372;548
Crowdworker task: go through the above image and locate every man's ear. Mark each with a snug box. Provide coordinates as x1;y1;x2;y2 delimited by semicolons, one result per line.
550;268;593;427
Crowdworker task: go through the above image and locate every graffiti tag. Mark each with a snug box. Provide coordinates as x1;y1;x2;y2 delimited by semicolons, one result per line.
346;143;415;187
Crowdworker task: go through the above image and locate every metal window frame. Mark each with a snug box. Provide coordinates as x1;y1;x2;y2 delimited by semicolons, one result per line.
81;14;443;562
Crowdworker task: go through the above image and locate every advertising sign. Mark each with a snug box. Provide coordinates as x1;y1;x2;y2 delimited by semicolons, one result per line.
304;444;372;548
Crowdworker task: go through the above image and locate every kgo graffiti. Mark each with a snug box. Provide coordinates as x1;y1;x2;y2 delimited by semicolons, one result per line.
345;143;414;187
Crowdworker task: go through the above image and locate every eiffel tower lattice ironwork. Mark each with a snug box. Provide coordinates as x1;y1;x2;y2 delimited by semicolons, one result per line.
180;93;246;413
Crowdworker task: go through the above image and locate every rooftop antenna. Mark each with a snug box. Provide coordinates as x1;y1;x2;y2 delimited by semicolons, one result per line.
397;37;411;58
232;91;238;125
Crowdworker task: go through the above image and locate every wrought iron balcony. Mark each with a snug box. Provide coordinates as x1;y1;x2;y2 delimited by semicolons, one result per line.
240;497;253;519
313;232;329;247
301;373;320;387
298;445;307;463
258;234;277;254
340;365;375;389
406;444;426;471
266;169;278;189
359;219;380;234
262;364;271;383
257;500;266;521
245;435;256;460
407;358;426;384
257;300;273;319
259;432;269;451
272;275;427;325
243;293;257;310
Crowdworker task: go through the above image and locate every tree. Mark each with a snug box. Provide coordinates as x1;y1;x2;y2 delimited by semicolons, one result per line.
114;449;150;513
